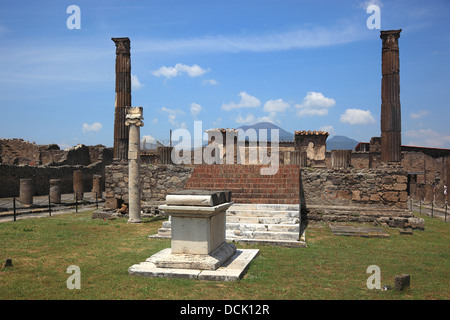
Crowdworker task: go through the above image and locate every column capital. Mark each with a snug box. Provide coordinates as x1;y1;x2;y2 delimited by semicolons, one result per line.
380;29;401;51
112;37;130;54
125;106;144;127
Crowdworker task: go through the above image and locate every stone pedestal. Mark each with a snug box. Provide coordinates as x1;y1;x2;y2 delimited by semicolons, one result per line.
19;178;33;205
128;190;259;281
49;179;61;204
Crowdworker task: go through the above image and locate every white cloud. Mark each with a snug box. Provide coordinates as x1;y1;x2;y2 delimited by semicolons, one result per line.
222;92;261;111
190;103;202;117
259;99;291;124
264;99;291;113
340;108;376;125
141;135;156;144
319;125;335;134
82;122;102;133
360;0;384;9
235;113;256;125
295;92;335;117
410;110;429;119
161;106;185;128
136;23;367;54
404;129;450;148
202;79;218;86
151;63;209;79
131;74;143;90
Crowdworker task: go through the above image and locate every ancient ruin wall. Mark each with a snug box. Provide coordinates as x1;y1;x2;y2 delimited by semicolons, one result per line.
0;162;105;198
104;162;194;209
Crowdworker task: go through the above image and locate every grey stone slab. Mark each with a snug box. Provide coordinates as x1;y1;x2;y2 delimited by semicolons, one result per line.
128;248;259;281
329;224;390;238
168;190;231;206
153;243;236;270
128;262;201;279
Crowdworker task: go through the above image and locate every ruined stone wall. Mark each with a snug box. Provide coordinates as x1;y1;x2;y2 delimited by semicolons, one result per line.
0;162;104;198
0;139;113;167
104;162;194;209
302;165;408;209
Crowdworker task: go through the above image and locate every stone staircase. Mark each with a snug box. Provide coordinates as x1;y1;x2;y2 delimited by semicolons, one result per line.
151;203;306;248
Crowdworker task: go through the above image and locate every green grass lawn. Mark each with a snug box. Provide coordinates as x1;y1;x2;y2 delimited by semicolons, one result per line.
0;211;448;300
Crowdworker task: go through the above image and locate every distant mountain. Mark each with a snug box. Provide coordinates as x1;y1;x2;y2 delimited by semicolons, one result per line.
326;135;359;151
237;122;294;142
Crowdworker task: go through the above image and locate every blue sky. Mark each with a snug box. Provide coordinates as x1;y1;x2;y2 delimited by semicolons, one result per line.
0;0;449;149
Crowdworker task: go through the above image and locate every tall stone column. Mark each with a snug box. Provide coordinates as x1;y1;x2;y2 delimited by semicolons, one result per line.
112;37;131;160
380;29;402;162
125;107;144;223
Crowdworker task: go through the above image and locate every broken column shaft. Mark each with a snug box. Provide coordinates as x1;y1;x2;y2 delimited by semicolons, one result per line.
73;170;83;200
19;178;33;205
49;179;61;204
112;37;131;160
380;29;402;162
125;107;144;223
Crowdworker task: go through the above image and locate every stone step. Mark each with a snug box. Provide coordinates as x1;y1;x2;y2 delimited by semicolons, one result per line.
230;238;307;248
160;221;300;232
226;215;300;224
226;230;300;241
229;203;300;211
227;209;299;218
225;222;300;233
152;228;303;243
151;202;305;246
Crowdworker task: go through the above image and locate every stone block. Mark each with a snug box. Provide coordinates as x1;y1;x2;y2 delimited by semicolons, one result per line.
394;183;407;191
384;191;399;202
352;190;361;201
394;274;410;291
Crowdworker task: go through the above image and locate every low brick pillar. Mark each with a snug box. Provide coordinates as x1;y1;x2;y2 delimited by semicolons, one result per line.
49;179;61;203
19;178;33;205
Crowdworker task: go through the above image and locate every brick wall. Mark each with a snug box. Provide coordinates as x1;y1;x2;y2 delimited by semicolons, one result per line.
184;163;408;208
185;164;300;204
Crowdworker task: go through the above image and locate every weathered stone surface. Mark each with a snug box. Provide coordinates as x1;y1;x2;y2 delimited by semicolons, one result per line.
380;29;402;163
394;274;410;291
153;243;237;271
112;37;131;160
19;178;33;205
104;163;194;210
129;248;259;281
